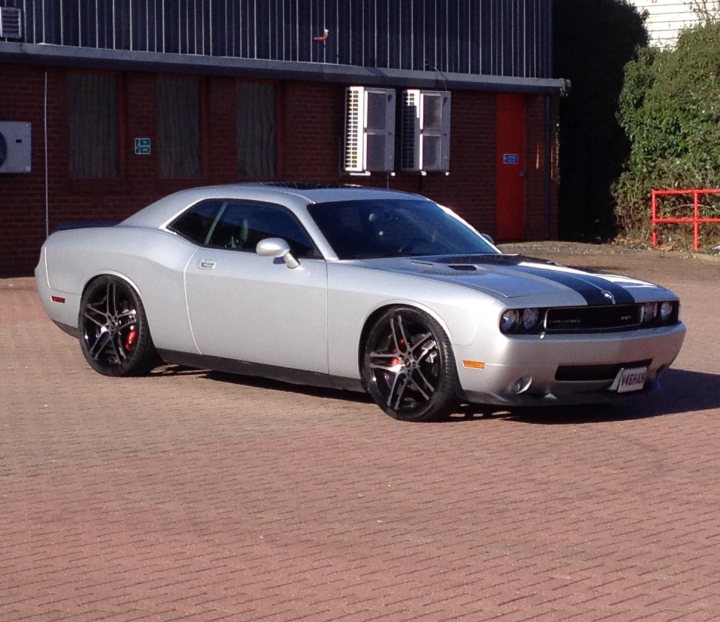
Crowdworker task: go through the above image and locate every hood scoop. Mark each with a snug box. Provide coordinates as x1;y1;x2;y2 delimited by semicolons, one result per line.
409;259;485;275
447;263;478;272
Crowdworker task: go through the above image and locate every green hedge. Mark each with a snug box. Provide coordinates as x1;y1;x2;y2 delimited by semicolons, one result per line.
614;21;720;242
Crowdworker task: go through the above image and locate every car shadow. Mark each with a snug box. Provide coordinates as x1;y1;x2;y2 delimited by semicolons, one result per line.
156;366;376;405
496;368;720;425
150;366;720;423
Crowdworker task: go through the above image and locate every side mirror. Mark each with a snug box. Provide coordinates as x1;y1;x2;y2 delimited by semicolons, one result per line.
256;237;300;269
480;233;495;246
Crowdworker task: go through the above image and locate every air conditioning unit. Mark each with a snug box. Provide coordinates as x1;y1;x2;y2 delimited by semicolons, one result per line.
0;7;22;39
343;86;396;174
0;122;32;173
401;90;451;173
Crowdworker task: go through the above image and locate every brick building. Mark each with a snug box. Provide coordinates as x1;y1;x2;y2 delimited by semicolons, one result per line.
0;1;565;276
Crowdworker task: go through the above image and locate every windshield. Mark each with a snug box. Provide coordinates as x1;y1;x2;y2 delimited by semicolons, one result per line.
308;199;498;260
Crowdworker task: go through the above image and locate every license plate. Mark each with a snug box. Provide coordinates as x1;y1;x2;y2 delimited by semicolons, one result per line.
615;366;647;393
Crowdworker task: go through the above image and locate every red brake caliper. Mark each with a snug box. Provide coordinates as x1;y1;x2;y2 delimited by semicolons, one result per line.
390;338;406;368
124;326;138;351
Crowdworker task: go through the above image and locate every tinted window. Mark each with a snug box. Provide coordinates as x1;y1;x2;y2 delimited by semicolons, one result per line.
207;202;318;258
169;200;223;244
308;199;498;260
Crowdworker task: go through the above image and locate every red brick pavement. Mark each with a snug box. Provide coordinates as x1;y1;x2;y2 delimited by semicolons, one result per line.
2;249;720;621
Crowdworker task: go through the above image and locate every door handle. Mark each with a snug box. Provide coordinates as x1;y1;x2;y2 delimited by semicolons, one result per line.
198;259;216;270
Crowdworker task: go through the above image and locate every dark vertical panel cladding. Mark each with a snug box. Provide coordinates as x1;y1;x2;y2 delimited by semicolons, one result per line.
397;2;411;71
360;0;373;67
116;1;131;51
61;2;79;47
308;0;323;64
163;0;178;53
40;0;61;44
130;0;144;51
9;0;553;80
411;1;423;71
323;0;339;65
98;0;113;50
468;0;479;75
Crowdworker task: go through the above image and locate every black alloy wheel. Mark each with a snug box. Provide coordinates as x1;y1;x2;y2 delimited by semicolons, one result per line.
79;276;156;376
362;306;460;421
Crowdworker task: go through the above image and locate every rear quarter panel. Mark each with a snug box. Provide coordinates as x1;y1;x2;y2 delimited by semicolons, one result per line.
41;226;198;354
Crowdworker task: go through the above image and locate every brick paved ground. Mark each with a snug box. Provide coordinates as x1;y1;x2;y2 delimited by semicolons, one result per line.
2;248;720;621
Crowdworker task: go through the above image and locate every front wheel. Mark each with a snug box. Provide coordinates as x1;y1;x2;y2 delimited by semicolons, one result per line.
362;306;460;421
79;276;157;376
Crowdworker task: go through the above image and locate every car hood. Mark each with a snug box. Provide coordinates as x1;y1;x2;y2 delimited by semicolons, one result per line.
353;254;667;304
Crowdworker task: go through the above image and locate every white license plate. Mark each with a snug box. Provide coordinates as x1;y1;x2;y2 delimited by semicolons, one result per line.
616;366;647;393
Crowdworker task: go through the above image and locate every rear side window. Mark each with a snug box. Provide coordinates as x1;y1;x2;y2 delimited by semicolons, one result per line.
168;199;318;258
207;202;318;258
168;200;223;244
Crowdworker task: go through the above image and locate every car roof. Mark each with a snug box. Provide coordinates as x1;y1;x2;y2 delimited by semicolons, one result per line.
120;183;427;229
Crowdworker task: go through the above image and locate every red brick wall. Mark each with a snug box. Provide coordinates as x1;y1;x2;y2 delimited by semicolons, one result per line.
0;65;48;276
0;62;558;276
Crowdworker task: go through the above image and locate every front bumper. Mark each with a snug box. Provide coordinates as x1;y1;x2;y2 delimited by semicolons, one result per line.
453;323;686;406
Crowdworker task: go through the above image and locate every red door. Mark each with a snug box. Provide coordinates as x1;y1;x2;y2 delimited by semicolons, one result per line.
496;93;526;240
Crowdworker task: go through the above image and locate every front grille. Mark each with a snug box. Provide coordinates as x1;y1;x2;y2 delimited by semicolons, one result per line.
555;359;651;382
544;305;642;333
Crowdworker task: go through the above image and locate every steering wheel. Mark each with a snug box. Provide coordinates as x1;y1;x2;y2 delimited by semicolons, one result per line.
397;237;426;255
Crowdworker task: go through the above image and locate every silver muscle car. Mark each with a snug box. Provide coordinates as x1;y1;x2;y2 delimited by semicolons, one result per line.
36;183;686;421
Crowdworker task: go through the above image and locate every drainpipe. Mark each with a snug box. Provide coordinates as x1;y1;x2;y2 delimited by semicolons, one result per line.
544;94;552;239
44;70;49;239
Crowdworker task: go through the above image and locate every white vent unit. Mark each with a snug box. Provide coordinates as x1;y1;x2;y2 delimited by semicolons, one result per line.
401;90;451;173
0;122;31;173
0;7;22;39
343;86;396;174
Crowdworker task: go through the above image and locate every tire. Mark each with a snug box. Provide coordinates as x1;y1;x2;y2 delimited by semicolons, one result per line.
362;306;460;421
79;276;157;377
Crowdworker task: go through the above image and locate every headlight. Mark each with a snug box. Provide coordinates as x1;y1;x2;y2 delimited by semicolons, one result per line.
522;308;540;330
501;308;543;334
500;309;519;333
642;302;657;323
659;301;674;321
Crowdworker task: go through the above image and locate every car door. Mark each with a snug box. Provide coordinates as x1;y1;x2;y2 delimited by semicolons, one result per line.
183;200;328;373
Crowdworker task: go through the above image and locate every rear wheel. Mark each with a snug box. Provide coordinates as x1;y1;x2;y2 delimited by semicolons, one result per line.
79;276;156;376
362;306;460;421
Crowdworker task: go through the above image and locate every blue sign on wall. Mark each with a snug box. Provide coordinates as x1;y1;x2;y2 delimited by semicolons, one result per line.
134;137;151;155
503;153;520;165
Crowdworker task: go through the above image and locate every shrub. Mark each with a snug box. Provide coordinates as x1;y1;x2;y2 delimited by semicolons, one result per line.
614;21;720;245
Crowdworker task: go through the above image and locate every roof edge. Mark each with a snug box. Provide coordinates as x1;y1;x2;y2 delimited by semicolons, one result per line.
0;42;568;94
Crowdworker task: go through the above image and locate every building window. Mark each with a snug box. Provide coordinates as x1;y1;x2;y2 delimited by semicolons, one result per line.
237;82;276;178
157;77;202;178
69;73;119;178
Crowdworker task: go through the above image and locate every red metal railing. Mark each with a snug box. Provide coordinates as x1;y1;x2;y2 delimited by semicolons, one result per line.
651;188;720;251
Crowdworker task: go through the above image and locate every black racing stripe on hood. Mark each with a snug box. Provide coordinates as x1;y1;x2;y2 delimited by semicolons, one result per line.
433;254;635;305
509;264;635;305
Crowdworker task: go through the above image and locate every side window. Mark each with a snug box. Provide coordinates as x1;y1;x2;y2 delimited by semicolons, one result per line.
207;202;318;258
157;76;202;178
237;82;276;178
168;200;223;245
69;72;119;178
